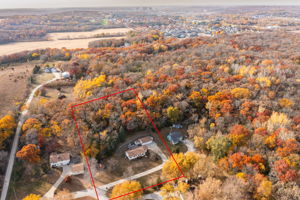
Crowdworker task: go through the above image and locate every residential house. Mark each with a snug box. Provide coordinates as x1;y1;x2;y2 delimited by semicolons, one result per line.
50;152;70;167
167;131;183;145
125;146;148;160
135;136;153;146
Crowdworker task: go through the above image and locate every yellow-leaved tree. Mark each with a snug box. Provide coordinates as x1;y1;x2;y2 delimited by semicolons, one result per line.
110;180;142;200
0;115;17;149
166;106;181;123
160;181;189;200
22;193;41;200
162;152;199;179
231;88;251;99
73;75;106;99
266;112;290;132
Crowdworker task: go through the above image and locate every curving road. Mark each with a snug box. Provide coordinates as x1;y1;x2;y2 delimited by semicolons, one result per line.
0;72;61;200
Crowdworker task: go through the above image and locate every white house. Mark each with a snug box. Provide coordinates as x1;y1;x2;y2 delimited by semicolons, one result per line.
50;152;70;167
125;146;148;160
135;136;153;146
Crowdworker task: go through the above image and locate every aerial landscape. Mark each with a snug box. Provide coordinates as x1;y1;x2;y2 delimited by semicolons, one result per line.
0;1;299;200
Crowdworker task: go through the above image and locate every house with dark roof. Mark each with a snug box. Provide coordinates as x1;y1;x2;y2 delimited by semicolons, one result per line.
167;131;183;145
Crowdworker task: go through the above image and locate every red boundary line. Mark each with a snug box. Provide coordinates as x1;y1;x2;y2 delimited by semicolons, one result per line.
71;88;185;200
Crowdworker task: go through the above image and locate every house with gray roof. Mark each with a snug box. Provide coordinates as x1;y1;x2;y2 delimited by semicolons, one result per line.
167;131;183;145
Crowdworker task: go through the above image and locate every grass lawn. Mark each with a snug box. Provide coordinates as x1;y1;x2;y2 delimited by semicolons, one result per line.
156;127;188;155
32;72;54;86
94;152;162;186
56;174;87;193
7;163;61;200
136;170;163;194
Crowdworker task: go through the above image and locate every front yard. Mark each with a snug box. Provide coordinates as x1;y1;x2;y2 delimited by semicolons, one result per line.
156;127;188;155
8;161;61;200
94;149;163;186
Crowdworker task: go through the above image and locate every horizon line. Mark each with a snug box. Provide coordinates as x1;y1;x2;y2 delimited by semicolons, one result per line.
1;4;300;10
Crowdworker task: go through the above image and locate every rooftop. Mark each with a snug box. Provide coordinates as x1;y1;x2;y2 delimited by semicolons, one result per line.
168;131;183;144
138;136;153;144
126;145;148;158
50;152;70;163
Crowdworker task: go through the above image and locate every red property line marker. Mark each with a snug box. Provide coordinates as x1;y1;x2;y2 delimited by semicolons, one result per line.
71;108;100;200
71;88;185;200
110;175;185;200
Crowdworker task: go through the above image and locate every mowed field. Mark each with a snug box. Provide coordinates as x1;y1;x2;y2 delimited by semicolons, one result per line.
47;28;132;40
0;37;125;57
0;64;33;117
0;28;132;57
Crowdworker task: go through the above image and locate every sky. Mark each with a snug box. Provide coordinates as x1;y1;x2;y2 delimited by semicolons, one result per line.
0;0;300;9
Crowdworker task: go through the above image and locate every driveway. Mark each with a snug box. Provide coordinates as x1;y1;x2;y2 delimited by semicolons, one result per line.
43;165;72;199
143;192;163;200
182;139;196;152
146;142;168;162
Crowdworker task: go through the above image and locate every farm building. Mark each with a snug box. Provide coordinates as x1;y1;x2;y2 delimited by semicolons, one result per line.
50;152;70;167
125;146;148;160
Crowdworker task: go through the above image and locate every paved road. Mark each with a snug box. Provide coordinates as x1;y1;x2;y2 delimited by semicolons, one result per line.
143;192;163;200
0;72;61;200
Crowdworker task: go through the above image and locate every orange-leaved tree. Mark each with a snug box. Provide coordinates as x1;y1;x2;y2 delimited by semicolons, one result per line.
228;124;250;147
16;144;41;163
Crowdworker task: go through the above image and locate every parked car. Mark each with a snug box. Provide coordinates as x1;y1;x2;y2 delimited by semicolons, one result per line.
128;142;137;149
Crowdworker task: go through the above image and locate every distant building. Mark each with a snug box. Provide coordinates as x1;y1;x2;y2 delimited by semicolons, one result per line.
50;152;70;167
125;146;148;160
44;68;51;73
135;136;153;146
167;131;183;145
71;163;84;175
